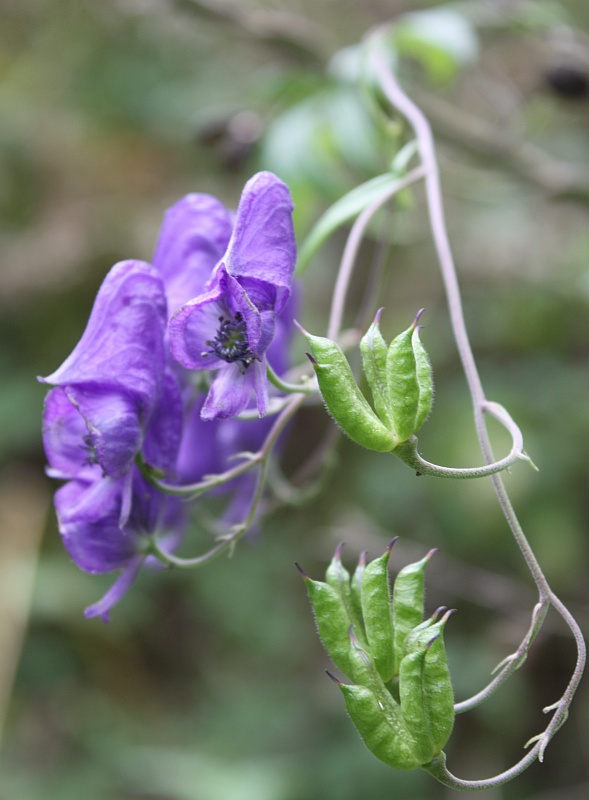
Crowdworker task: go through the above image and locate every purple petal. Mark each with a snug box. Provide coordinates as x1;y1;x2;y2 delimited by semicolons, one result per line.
251;359;269;417
223;172;296;313
201;363;256;420
63;386;142;478
41;261;167;404
84;556;145;622
141;370;183;472
152;194;232;316
223;268;262;353
168;281;227;370
176;395;225;483
43;387;97;479
55;476;140;573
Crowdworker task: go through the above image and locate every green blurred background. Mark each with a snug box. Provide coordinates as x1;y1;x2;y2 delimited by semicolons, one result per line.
1;1;589;798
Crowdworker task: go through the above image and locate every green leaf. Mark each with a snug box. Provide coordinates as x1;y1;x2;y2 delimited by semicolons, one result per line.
393;8;479;83
296;171;404;274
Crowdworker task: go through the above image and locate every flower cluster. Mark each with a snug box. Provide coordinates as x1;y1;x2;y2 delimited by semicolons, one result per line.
40;172;297;620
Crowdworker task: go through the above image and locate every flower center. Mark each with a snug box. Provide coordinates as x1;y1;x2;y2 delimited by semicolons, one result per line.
203;312;256;369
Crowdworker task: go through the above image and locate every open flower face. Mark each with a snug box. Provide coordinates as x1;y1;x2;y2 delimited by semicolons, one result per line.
168;172;296;420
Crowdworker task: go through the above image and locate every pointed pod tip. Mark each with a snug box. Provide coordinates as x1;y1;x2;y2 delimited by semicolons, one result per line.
441;608;457;626
293;319;308;336
358;550;367;567
386;536;399;555
305;352;319;367
334;542;345;561
411;308;426;329
294;562;309;580
374;307;385;324
432;606;447;622
424;547;438;563
325;670;343;686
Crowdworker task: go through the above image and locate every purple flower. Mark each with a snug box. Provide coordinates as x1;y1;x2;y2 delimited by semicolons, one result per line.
41;261;184;620
40;260;170;478
167;172;296;420
152;193;233;318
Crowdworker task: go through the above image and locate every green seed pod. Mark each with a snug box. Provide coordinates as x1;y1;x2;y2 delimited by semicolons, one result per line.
387;321;419;442
300;328;397;453
326;544;365;641
297;567;360;681
387;310;434;443
402;606;446;654
400;611;455;756
412;325;434;431
350;551;367;625
360;540;396;683
360;309;395;430
417;614;455;753
392;549;437;674
333;680;421;770
398;646;435;764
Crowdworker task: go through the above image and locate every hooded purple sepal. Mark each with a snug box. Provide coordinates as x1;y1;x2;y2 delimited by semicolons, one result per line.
152;193;233;317
223;171;296;313
40;260;168;477
167;172;295;421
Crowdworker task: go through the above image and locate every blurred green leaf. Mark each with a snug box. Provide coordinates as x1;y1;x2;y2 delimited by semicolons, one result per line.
393;7;479;83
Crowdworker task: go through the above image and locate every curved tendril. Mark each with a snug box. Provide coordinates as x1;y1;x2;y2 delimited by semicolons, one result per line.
394;402;528;479
368;32;585;781
454;599;549;714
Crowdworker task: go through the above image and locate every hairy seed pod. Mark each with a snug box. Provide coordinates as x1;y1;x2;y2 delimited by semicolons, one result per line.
401;612;455;755
412;325;434;431
392;549;436;674
398;646;436;764
351;551;367;625
336;682;421;770
360;541;396;682
387;310;434;443
387;322;419;442
301;329;397;452
416;616;455;752
326;544;364;634
360;309;395;430
299;572;361;681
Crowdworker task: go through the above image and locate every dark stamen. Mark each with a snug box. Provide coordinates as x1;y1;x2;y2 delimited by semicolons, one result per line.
202;312;256;370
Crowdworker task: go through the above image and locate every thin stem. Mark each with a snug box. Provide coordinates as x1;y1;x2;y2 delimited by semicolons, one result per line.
368;38;585;783
149;393;305;569
327;165;426;342
423;748;543;791
394;401;530;479
454;599;549;714
138;449;262;498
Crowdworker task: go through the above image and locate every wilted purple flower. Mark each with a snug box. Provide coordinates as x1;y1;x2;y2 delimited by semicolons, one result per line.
167;172;296;420
41;261;184;619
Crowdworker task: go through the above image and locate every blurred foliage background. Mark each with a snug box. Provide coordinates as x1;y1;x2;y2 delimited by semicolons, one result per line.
1;0;589;798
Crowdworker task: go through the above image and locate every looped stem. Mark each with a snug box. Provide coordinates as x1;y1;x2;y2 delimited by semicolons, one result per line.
394;402;530;479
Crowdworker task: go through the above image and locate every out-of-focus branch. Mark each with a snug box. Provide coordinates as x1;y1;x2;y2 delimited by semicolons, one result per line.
172;0;328;65
415;90;589;201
